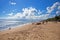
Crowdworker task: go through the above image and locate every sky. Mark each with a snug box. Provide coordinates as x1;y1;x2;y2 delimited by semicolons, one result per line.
0;0;60;20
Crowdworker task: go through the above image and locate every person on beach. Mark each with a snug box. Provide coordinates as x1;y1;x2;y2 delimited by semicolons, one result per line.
9;27;11;30
45;20;48;24
42;21;44;24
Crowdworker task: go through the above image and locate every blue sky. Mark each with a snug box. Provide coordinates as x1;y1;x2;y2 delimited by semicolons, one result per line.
0;0;60;20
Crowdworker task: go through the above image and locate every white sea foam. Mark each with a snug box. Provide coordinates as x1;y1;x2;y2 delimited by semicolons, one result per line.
0;19;32;31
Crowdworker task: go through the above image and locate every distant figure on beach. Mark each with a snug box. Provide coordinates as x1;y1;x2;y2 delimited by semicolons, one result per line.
32;23;35;25
45;20;48;24
42;21;44;24
9;27;11;30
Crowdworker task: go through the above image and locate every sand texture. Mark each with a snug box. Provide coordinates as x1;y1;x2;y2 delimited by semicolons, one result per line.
0;22;60;40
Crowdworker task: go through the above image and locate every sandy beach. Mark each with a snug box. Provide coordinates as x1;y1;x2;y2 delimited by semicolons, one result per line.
0;22;60;40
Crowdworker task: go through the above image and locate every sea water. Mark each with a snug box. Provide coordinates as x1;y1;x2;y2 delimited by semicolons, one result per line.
0;19;41;31
0;19;32;31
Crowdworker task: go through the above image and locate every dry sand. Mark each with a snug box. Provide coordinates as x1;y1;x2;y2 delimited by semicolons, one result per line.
0;22;60;40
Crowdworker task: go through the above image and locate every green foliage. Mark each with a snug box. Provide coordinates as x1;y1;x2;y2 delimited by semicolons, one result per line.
46;15;60;21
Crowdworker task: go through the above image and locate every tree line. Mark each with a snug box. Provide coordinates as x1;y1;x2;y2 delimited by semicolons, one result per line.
46;15;60;22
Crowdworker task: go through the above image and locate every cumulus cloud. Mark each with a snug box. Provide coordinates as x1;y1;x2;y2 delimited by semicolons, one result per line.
22;7;37;19
7;12;22;19
56;11;60;14
7;2;60;20
58;6;60;10
38;10;42;15
9;1;16;5
22;7;36;16
46;2;60;13
8;12;14;16
7;7;37;19
7;7;49;20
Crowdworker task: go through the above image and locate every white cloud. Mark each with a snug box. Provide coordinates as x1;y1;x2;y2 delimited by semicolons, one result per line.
8;7;37;19
56;11;60;14
7;7;48;20
38;10;42;15
6;2;60;20
22;7;37;16
8;12;14;16
46;2;60;13
22;7;37;19
21;7;48;19
14;13;24;18
58;6;60;10
9;1;16;5
7;13;23;19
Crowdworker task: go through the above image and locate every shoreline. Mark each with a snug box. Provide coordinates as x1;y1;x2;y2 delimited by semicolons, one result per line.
0;23;32;32
0;22;60;40
0;21;59;32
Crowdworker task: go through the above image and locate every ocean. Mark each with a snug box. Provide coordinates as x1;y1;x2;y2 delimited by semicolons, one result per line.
0;19;41;31
0;19;32;31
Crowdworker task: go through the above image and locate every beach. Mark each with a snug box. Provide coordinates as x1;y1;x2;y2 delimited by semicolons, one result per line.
0;22;60;40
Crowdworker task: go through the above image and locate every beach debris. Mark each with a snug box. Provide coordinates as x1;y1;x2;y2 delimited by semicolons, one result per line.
32;22;41;25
